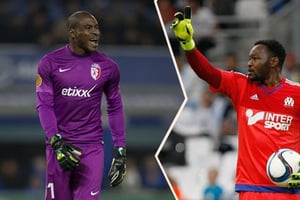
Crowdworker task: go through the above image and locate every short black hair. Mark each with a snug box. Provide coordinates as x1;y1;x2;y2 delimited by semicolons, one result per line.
66;11;94;29
254;39;286;68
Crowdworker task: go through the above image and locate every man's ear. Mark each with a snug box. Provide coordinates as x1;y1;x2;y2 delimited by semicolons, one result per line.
270;57;279;68
69;28;75;38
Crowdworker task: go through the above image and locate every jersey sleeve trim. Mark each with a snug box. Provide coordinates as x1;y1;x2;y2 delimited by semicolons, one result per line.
235;184;300;194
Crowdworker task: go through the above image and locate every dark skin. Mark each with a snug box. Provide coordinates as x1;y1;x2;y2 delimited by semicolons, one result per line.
67;12;100;55
247;44;282;87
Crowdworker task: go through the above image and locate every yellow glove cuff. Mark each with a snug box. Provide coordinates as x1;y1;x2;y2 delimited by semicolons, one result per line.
180;39;195;51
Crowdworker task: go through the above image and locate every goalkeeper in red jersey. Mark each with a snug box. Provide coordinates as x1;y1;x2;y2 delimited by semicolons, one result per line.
170;6;300;200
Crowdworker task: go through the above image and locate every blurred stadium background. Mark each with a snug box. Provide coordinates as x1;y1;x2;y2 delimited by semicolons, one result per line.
0;0;184;199
158;0;300;199
2;0;300;200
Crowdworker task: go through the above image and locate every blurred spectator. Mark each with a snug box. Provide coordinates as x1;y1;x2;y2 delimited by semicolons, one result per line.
174;86;226;141
208;0;237;29
0;158;27;190
139;155;168;190
217;98;237;154
282;53;300;82
266;0;291;14
178;60;206;105
27;155;45;191
203;167;224;200
195;88;223;139
121;156;142;191
165;85;226;166
158;0;177;25
209;0;237;16
223;52;243;73
216;53;239;154
235;0;268;20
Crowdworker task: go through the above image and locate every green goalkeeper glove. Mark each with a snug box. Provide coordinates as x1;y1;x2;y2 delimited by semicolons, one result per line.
288;171;300;189
170;6;195;51
49;134;82;171
108;147;127;187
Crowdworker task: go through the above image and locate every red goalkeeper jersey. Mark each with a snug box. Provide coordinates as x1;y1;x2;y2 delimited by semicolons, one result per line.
214;71;300;193
186;49;300;195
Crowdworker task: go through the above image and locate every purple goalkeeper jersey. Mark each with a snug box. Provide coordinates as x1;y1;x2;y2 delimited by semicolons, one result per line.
36;45;126;147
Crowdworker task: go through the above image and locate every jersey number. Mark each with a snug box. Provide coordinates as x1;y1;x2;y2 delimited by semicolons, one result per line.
47;182;55;199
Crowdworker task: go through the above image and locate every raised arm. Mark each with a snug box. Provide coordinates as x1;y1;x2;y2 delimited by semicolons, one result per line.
170;6;222;89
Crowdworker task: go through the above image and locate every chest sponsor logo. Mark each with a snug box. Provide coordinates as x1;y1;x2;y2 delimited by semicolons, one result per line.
246;109;293;131
61;85;96;98
91;63;101;80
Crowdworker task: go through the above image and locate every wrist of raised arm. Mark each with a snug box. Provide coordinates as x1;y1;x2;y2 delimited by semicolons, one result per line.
180;39;195;51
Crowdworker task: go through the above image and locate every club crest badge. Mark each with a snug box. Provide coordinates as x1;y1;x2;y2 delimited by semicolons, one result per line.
91;63;101;80
284;96;294;108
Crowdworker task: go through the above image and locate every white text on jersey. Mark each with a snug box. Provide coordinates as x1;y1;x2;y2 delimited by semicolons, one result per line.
246;109;293;131
61;85;96;98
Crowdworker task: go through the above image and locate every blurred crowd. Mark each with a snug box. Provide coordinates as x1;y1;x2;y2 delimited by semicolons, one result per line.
0;0;165;47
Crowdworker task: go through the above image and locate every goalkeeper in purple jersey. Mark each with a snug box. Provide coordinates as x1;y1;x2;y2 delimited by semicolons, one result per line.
36;11;126;200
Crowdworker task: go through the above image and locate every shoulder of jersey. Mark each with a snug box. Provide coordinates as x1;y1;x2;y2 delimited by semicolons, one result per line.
285;78;300;87
42;46;67;61
92;51;118;67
